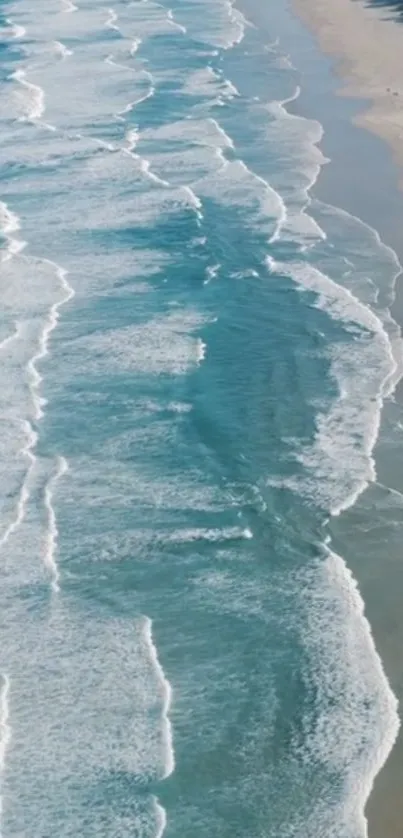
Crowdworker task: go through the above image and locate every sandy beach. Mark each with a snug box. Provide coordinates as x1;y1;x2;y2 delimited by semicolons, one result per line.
293;0;403;186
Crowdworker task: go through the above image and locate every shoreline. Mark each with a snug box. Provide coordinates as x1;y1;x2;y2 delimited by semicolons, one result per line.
292;0;403;188
236;0;403;835
283;1;403;835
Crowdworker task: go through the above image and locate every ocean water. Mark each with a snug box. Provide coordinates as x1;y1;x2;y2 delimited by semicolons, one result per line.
0;0;402;836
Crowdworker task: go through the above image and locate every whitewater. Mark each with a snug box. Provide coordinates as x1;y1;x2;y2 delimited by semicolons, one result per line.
0;0;401;835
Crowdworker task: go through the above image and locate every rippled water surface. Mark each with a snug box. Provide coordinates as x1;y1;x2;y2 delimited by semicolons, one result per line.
0;0;401;835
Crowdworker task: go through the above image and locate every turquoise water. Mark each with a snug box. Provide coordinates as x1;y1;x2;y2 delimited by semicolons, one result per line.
0;0;402;835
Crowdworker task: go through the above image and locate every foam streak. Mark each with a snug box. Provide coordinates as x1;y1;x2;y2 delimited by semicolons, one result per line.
54;40;73;59
11;69;45;122
106;8;119;31
0;322;22;351
61;0;78;11
4;18;25;39
0;202;26;262
27;261;75;421
143;616;174;779
167;9;186;33
43;456;68;592
0;421;37;549
0;674;11;835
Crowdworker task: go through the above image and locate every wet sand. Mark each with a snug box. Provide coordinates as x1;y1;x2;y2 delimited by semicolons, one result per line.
292;0;403;186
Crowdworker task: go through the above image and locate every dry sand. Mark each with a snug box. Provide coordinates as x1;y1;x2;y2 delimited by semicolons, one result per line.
293;0;403;186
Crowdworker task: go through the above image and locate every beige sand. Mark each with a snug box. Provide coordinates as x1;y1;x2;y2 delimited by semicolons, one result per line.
293;0;403;186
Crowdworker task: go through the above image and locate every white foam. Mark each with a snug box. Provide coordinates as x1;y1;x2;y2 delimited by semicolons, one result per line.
27;260;75;421
53;40;73;59
268;258;391;336
123;138;170;187
118;115;234;195
143;617;174;779
66;449;224;516
0;609;176;830
115;70;155;115
140;116;234;149
71;309;208;376
125;126;140;151
0;321;23;352
3;19;26;39
130;38;142;56
11;39;153;135
123;0;186;40
204;263;221;284
263;88;328;245
154;799;167;838
182;66;239;101
0;673;11;834
171;0;247;48
167;8;186;34
11;69;46;122
299;548;399;836
0;420;37;550
43;456;68;592
163;526;252;543
181;185;203;220
313;198;403;388
61;0;78;10
104;54;134;73
266;256;400;515
167;401;192;413
0;202;26;263
106;8;119;31
302;340;391;516
0;675;10;770
195;158;286;241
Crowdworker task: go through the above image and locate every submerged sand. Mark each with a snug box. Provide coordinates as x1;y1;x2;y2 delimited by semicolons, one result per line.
293;0;403;186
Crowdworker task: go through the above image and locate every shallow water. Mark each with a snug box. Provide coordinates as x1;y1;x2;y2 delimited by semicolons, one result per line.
0;0;401;835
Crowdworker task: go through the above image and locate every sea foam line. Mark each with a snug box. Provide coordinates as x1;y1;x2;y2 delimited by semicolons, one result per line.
263;63;402;827
54;40;73;59
123;129;170;187
105;54;134;73
143;616;174;779
43;456;68;592
4;18;25;39
0;420;37;550
166;8;186;34
110;67;155;120
152;2;186;33
0;202;26;262
11;69;45;122
0;674;11;835
209;157;286;241
106;8;119;31
308;547;400;838
224;0;249;49
130;38;142;56
267;85;327;245
27;260;75;421
154;798;167;838
181;185;203;221
61;0;78;11
204;263;221;284
0;321;23;352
